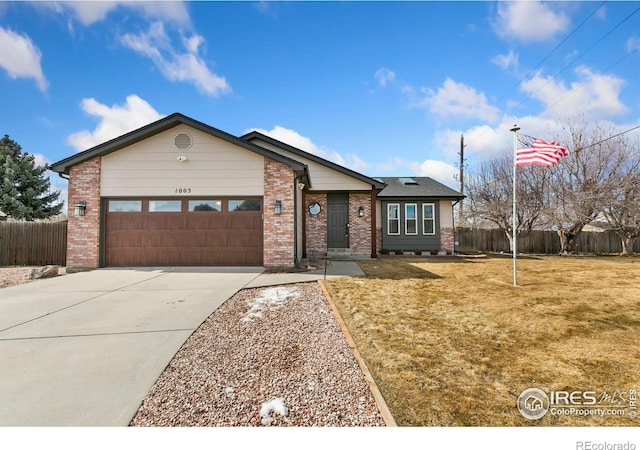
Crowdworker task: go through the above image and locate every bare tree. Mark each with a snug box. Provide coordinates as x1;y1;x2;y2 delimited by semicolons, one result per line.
602;142;640;254
543;121;631;254
465;152;548;251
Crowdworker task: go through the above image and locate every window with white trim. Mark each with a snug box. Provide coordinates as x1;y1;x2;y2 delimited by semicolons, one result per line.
405;203;417;235
387;203;400;235
422;203;435;235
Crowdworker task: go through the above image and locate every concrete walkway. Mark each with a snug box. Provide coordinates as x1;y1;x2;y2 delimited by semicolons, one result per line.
246;260;365;288
0;261;365;426
0;267;263;426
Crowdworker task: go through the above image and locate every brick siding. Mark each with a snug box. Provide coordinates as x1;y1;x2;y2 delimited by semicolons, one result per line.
304;193;327;256
440;227;455;253
263;158;296;268
67;158;101;270
304;192;373;257
348;193;372;256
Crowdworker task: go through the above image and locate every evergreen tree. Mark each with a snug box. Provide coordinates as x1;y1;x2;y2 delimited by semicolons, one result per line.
0;135;63;220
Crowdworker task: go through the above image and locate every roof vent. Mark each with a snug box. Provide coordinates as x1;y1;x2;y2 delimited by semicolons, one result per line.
174;133;192;150
399;177;418;185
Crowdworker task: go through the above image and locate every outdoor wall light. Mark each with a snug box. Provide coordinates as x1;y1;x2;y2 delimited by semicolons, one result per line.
274;200;282;215
358;206;365;217
74;200;87;217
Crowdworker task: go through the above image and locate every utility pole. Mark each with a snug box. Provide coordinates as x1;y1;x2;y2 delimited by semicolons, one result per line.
458;134;465;226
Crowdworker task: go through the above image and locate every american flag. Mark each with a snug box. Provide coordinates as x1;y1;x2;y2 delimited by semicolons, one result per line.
516;135;569;168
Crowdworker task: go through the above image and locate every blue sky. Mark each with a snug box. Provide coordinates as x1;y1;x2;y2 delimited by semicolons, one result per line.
2;1;640;202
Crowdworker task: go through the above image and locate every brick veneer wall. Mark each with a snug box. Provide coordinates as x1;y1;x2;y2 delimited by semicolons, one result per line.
263;158;296;268
305;192;374;257
304;193;327;256
67;157;101;270
348;193;372;256
440;227;455;253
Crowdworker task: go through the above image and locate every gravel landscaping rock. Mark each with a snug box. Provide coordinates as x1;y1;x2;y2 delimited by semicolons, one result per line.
130;282;386;427
0;267;36;288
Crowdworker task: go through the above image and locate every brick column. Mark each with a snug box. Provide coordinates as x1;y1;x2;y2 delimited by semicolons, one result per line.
440;227;455;253
304;193;327;256
67;157;101;270
348;193;372;256
263;158;296;268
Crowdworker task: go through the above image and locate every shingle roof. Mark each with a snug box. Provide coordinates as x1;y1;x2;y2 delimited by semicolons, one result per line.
48;113;309;181
376;177;464;198
241;131;386;189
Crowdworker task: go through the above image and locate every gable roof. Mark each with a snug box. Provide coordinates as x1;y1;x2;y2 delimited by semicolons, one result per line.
49;113;310;186
376;177;464;199
241;131;386;190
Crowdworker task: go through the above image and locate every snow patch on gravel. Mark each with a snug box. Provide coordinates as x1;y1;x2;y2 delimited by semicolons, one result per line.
260;398;289;425
241;286;301;322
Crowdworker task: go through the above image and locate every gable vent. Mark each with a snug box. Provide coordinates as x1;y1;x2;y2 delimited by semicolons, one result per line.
174;133;192;150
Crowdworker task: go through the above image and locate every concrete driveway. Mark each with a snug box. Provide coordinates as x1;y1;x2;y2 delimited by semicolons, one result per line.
0;267;263;426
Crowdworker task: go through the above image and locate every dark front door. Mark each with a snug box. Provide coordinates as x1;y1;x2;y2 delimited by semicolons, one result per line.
327;193;349;248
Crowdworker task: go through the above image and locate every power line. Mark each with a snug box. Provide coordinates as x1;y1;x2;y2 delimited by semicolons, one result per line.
543;46;639;114
510;4;640;116
463;2;608;154
463;3;640;157
578;123;640;153
495;1;607;106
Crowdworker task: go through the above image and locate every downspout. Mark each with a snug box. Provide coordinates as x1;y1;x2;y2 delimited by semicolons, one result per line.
452;199;460;255
370;185;377;258
293;175;298;267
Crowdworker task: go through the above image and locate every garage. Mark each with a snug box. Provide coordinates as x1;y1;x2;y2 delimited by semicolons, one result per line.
104;198;263;266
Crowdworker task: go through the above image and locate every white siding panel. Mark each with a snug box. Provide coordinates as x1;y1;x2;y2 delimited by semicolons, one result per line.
439;200;454;228
250;139;372;191
101;126;264;197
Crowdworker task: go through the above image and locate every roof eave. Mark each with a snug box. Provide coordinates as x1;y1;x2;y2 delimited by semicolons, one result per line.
49;113;308;175
241;131;386;190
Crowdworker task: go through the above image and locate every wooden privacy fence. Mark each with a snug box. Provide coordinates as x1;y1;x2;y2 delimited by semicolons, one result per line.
456;227;640;255
0;221;67;266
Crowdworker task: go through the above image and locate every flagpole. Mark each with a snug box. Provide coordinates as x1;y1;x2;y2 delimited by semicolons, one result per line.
510;125;520;287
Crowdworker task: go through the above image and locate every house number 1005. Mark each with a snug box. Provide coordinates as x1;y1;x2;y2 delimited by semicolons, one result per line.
175;188;192;194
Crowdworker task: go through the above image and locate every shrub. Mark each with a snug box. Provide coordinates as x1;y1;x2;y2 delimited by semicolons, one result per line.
394;249;404;255
380;248;390;255
413;249;422;256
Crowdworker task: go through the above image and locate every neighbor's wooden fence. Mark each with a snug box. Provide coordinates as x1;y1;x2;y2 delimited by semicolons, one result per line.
456;227;640;254
0;221;67;266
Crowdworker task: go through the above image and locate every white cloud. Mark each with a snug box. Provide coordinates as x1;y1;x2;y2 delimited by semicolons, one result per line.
0;27;48;91
627;36;640;53
67;95;164;151
370;157;459;189
409;159;460;189
374;67;396;87
121;22;230;97
248;125;369;173
418;78;500;123
520;66;627;120
56;1;190;26
492;50;519;72
32;153;49;168
435;124;508;160
493;1;569;42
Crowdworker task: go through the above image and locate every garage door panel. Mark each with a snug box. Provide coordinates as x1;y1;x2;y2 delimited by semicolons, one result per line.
105;199;262;266
144;214;188;230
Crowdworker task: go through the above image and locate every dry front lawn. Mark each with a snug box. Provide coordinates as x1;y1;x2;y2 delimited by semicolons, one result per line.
322;255;640;426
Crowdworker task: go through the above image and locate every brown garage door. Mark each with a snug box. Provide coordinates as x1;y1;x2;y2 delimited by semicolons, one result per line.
104;198;263;266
